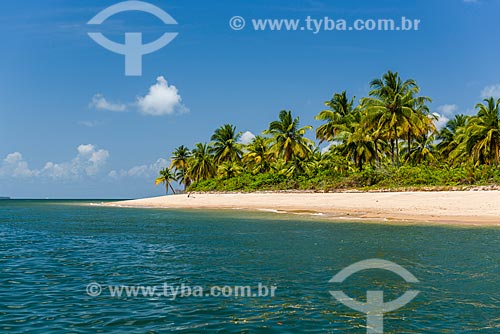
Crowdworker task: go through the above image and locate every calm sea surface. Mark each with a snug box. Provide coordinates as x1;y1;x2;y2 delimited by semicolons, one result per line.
0;200;499;333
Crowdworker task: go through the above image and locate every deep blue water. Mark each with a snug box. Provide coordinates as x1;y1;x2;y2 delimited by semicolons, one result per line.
0;200;499;333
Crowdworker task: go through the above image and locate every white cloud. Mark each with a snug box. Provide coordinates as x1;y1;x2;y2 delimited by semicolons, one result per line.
239;131;256;144
41;144;109;179
0;152;37;178
137;76;188;116
480;84;500;99
90;94;127;112
108;158;169;179
0;145;109;180
433;112;449;130
436;104;458;116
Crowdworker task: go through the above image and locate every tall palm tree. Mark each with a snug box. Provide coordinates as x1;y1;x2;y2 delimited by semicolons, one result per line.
362;70;431;166
264;110;313;163
170;145;192;190
466;97;500;166
315;91;355;143
210;124;242;163
155;168;177;194
188;143;216;182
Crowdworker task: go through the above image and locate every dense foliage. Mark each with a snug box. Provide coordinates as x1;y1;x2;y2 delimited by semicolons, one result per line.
157;70;500;193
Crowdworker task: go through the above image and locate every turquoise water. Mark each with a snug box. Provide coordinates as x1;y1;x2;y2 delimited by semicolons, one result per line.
1;200;499;333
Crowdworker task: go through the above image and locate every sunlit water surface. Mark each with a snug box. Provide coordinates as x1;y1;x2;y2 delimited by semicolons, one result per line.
1;200;499;333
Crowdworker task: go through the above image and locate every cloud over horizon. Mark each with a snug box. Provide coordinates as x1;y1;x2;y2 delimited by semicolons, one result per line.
0;144;110;180
108;158;169;179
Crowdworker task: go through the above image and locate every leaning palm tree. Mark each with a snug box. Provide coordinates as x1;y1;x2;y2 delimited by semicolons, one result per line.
155;168;177;194
187;143;216;182
210;124;242;163
264;110;313;163
315;91;356;143
465;97;500;167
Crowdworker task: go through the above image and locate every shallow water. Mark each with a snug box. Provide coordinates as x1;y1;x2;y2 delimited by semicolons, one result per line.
0;200;499;333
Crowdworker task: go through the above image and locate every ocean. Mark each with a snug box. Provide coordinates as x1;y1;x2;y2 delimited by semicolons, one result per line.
1;200;499;333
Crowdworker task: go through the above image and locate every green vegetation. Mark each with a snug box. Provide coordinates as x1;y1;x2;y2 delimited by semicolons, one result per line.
156;70;500;193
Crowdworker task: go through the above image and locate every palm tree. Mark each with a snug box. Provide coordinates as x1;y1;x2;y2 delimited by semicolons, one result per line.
362;70;431;166
466;97;500;166
405;134;437;164
210;124;242;163
217;161;243;179
188;143;216;182
315;91;355;143
437;114;469;159
174;168;191;190
341;110;377;170
155;168;177;194
264;110;314;163
242;135;273;174
170;145;191;190
170;145;191;170
404;99;436;152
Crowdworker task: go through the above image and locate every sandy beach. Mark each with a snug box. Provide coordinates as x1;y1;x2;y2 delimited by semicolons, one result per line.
104;191;500;226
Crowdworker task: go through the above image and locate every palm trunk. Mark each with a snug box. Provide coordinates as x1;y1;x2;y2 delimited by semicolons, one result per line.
407;133;412;163
395;137;400;167
394;126;400;167
390;139;395;166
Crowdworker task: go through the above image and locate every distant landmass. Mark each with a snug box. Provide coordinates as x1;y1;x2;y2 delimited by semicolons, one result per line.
0;197;11;200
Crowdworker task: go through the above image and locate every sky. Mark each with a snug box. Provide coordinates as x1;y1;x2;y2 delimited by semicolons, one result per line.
1;0;500;198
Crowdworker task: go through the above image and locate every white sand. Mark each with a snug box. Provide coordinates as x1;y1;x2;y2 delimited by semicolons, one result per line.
104;191;500;225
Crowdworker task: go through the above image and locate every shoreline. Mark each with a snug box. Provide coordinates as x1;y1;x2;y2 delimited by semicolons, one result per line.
102;191;500;226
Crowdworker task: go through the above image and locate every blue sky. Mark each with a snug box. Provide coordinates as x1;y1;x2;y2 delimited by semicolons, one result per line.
1;0;500;198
